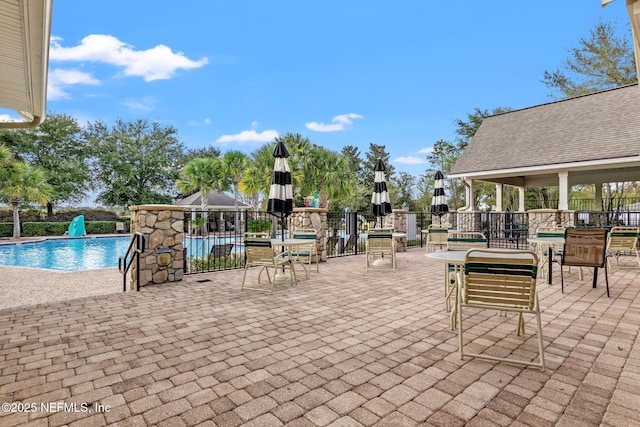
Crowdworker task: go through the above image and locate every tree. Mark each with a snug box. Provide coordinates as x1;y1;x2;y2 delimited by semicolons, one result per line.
0;113;89;214
84;119;185;206
425;140;465;210
182;146;222;164
341;145;365;182
240;143;275;210
177;156;229;238
394;172;417;210
222;150;248;225
301;146;350;209
0;146;54;238
176;156;228;209
542;20;637;99
274;133;312;200
442;107;511;210
363;143;395;209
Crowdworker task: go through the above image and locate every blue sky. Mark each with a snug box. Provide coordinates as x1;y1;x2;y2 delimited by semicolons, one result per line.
19;1;636;177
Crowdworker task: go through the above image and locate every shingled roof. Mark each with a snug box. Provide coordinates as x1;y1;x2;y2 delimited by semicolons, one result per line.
451;84;640;185
174;190;250;209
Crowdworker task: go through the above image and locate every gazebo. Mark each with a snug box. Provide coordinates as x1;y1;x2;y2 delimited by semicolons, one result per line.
174;190;251;211
450;84;640;212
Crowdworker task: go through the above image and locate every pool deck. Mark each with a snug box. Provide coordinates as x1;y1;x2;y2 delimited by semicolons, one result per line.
1;248;639;426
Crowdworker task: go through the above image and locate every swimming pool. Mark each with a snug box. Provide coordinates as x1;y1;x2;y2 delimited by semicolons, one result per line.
0;237;131;272
0;235;245;272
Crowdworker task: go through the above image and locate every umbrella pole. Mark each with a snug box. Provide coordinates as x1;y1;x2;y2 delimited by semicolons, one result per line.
281;215;286;273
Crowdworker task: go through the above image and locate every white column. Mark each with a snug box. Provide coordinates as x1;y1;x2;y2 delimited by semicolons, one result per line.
466;178;475;211
595;182;603;210
495;184;503;211
518;187;525;212
558;171;569;210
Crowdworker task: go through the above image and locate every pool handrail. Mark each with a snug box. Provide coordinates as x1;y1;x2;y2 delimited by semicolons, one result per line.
118;232;146;292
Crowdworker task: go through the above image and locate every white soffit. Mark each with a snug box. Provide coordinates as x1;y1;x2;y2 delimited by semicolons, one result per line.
0;0;53;129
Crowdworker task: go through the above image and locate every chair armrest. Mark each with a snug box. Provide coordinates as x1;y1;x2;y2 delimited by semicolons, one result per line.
549;247;563;262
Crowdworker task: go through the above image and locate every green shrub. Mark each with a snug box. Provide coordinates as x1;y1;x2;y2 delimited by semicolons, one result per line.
247;219;272;233
0;223;13;237
185;253;244;273
5;220;122;237
22;222;69;236
86;221;119;234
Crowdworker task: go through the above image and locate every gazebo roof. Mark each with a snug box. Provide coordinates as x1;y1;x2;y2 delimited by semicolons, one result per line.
174;190;250;209
450;84;640;187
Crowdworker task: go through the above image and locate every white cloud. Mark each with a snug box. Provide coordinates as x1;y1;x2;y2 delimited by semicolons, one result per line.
188;118;212;126
47;68;100;100
394;156;426;165
123;97;155;111
305;113;363;132
418;147;434;154
0;114;18;122
50;34;208;82
216;129;279;144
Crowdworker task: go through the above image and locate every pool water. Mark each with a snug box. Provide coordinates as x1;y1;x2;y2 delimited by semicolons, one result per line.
0;235;247;272
183;236;244;258
0;237;131;272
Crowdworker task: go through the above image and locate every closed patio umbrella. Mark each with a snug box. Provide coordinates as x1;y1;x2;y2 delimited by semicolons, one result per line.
371;159;392;228
266;140;294;240
431;170;449;225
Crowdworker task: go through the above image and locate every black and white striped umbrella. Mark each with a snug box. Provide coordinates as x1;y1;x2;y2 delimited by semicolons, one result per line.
371;159;392;227
266;141;293;237
431;170;449;224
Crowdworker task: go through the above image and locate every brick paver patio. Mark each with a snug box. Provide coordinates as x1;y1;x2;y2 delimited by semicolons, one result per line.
1;248;639;426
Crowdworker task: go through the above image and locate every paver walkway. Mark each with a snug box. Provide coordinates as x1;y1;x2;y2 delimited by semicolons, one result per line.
0;248;639;426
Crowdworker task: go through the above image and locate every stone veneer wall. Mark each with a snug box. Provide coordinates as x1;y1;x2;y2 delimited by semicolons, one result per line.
129;204;185;290
385;210;407;251
449;211;481;232
290;208;328;261
527;209;577;236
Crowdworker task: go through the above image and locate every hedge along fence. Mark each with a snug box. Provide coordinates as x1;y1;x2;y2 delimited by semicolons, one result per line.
0;220;128;237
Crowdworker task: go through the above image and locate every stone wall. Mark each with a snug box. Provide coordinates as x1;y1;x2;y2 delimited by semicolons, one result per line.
449;211;481;232
388;209;407;252
290;207;328;261
129;204;185;290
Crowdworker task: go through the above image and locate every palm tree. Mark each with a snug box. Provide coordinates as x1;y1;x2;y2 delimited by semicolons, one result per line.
0;154;54;239
275;133;311;198
240;144;276;210
302;146;350;208
222;150;248;228
176;157;228;235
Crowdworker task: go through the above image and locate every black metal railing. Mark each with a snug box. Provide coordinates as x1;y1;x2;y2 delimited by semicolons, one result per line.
118;232;146;292
526;197;640;211
480;212;529;249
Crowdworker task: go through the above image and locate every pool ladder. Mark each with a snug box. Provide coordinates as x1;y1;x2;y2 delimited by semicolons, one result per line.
118;232;146;291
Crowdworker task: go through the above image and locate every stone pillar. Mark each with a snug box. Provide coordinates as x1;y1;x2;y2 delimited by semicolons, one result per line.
290;207;328;261
390;209;407;252
129;204;185;290
527;209;562;243
453;210;482;232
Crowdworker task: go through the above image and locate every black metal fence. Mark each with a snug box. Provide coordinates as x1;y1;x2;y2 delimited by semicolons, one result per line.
479;212;529;249
527;197;640;211
181;207;639;274
183;209;294;274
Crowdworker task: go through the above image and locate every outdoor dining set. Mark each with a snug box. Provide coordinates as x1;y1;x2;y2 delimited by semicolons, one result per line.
423;225;640;371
